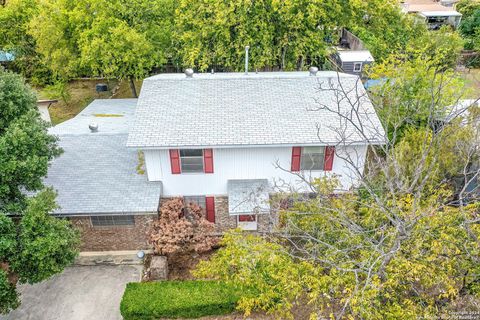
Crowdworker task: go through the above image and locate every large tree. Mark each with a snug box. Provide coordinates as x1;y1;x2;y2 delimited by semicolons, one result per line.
0;69;79;314
28;0;175;97
0;0;51;84
194;55;480;319
174;0;348;71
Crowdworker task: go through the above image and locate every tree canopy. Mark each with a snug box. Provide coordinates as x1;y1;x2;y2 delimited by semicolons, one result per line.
1;0;459;87
0;69;79;314
28;0;175;95
194;48;480;319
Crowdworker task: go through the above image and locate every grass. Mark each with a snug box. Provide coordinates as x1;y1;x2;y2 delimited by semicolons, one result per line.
35;79;143;125
120;280;241;320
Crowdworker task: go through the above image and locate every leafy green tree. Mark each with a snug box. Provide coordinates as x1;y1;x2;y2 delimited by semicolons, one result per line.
195;39;479;318
174;0;345;71
0;0;50;84
347;0;428;61
29;0;175;96
367;52;466;140
459;8;480;50
0;70;61;212
0;69;79;314
456;0;480;18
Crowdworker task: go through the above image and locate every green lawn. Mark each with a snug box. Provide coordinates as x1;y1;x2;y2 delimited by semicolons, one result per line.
120;280;242;320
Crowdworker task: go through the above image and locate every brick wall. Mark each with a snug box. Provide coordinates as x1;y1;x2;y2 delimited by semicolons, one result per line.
70;214;155;251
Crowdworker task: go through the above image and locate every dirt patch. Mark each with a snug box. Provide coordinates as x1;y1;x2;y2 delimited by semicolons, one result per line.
35;78;143;125
167;251;217;280
141;250;216;281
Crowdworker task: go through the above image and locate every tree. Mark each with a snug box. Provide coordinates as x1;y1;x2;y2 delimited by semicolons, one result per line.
149;198;217;256
174;0;345;71
0;69;79;314
0;0;50;84
29;0;175;96
459;7;480;51
366;52;466;140
347;0;428;61
194;58;480;318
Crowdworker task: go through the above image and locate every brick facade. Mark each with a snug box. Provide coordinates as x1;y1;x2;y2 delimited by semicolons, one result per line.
72;196;277;252
70;214;156;251
161;196;276;233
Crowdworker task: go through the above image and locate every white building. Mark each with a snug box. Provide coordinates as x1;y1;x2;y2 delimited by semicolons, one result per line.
401;0;462;29
127;69;384;231
45;69;385;251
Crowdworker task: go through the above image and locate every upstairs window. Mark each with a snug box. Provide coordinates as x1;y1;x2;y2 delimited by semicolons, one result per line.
301;146;325;171
180;149;204;173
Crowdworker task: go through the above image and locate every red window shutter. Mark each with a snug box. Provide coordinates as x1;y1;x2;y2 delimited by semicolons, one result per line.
205;197;215;223
169;149;181;174
291;147;302;172
324;146;335;171
203;149;214;173
238;215;256;222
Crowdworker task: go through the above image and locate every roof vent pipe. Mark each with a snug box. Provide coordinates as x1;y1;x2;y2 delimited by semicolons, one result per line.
89;123;98;133
309;66;319;76
185;68;194;78
245;46;250;75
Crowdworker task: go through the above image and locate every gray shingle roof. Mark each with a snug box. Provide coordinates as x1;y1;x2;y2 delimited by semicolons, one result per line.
49;99;137;136
228;179;271;215
45;99;162;215
127;71;385;148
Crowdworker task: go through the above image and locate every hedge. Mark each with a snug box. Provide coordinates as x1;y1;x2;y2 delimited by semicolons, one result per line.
120;280;241;319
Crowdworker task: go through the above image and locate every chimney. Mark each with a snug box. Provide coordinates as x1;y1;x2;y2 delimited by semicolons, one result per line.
185;68;194;78
245;46;250;75
309;66;319;76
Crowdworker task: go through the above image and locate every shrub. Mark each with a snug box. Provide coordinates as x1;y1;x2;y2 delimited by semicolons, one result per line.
120;280;241;319
149;198;218;255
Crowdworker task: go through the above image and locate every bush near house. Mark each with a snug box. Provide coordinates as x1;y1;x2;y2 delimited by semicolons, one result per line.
120;280;241;319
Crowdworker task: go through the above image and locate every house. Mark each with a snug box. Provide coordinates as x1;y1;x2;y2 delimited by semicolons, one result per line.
45;69;385;251
330;29;375;77
45;99;162;251
401;0;462;29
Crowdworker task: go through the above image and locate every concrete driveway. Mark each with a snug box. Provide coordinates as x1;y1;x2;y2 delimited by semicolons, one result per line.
1;265;142;320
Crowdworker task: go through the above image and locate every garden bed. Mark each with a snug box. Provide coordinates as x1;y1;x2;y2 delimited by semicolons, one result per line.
120;280;241;319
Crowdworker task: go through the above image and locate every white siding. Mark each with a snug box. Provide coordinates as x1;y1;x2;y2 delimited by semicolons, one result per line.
144;150;163;181
144;146;368;197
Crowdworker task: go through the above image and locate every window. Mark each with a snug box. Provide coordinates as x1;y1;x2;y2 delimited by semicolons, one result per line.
91;215;135;227
184;196;206;210
180;149;204;173
301;146;325;171
353;62;362;72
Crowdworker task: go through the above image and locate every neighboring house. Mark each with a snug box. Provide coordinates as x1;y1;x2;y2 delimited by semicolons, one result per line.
401;0;462;29
332;51;375;76
46;70;385;251
330;29;375;77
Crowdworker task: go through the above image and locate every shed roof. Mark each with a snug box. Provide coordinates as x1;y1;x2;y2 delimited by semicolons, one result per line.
127;71;385;148
337;50;375;63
